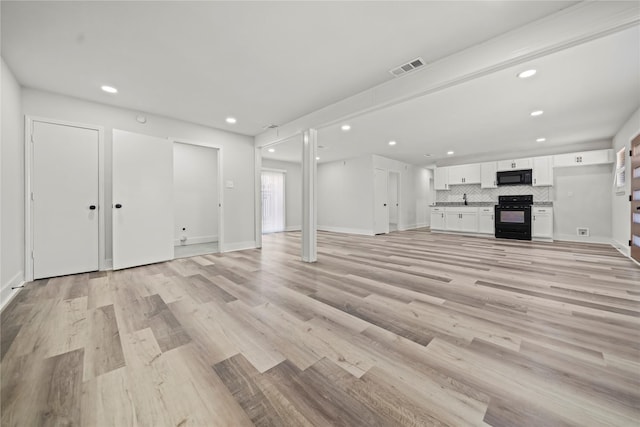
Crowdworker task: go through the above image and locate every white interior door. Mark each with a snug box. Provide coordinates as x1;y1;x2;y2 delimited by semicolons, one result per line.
32;121;99;279
112;130;174;270
373;168;389;235
388;171;399;230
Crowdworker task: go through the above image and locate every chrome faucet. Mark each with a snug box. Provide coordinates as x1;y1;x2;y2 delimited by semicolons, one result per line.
463;193;468;205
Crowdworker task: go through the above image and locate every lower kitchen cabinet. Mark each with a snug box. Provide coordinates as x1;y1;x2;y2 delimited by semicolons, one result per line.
445;207;478;233
478;207;494;234
532;207;553;239
430;207;446;230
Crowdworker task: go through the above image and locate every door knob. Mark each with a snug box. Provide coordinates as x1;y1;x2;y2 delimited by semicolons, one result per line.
89;205;96;210
115;204;122;209
383;204;387;206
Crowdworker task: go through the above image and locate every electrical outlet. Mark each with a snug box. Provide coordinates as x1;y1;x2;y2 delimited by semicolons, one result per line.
577;227;589;237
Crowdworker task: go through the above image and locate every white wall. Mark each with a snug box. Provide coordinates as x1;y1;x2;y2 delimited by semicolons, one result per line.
173;143;218;245
22;88;256;259
262;158;301;231
1;58;25;308
373;155;431;230
416;167;433;228
318;156;374;235
552;164;612;243
612;108;640;254
317;154;430;235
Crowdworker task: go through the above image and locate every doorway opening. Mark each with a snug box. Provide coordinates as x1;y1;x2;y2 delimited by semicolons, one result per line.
388;171;400;232
631;133;640;263
173;141;222;259
261;170;285;234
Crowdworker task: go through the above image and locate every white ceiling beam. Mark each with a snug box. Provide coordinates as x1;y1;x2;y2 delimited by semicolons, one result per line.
255;1;639;148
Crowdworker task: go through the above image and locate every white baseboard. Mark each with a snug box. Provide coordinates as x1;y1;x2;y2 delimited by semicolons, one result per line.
318;225;374;236
1;270;24;312
174;235;218;246
554;234;613;245
223;241;257;252
285;225;301;232
611;238;630;257
102;258;113;271
398;223;426;231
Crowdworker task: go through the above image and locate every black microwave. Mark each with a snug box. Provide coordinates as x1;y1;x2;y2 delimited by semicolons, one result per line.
496;169;532;186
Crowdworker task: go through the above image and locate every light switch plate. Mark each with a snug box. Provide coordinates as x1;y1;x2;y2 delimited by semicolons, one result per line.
225;180;234;189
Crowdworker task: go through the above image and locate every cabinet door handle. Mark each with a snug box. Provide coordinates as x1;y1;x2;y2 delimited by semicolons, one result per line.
533;215;536;220
534;178;536;184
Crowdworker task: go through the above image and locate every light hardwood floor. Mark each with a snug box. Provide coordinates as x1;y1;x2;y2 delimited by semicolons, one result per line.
1;230;639;426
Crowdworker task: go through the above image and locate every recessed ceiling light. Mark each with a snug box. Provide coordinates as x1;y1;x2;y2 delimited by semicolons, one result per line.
268;148;275;153
423;154;432;157
530;110;544;117
517;69;537;79
316;157;320;160
101;85;117;93
226;117;237;124
341;124;351;131
536;137;546;142
388;141;397;146
447;151;454;155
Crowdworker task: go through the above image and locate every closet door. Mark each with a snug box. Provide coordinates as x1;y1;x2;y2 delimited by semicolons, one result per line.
112;130;173;269
32;121;99;279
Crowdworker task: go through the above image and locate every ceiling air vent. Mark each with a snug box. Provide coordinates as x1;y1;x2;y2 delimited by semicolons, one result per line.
389;57;426;77
263;124;279;129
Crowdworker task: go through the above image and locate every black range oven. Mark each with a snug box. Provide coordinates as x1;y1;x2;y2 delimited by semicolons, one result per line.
495;195;533;240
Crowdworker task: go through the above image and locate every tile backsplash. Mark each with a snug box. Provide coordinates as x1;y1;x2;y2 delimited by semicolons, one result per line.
436;184;551;203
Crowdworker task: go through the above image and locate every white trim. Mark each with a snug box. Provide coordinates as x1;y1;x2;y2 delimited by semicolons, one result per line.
1;271;24;312
170;138;224;253
255;147;263;249
174;235;218;246
611;238;631;257
318;225;373;236
262;167;288;173
301;130;317;262
223;241;257;252
554;234;613;245
24;116;106;282
398;223;419;231
104;258;113;270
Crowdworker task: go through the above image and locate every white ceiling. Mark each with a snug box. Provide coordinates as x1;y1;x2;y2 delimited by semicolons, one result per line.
2;1;577;137
3;1;638;168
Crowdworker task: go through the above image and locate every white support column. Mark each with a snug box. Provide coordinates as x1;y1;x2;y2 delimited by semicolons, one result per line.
254;146;263;249
301;129;317;262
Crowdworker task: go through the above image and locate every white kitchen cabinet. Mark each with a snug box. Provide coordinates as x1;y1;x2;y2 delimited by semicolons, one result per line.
434;167;450;190
478;207;494;234
532;207;553;239
497;158;532;171
553;149;614;167
533;156;553;186
430;207;446;230
445;207;478;233
448;164;481;185
480;162;497;188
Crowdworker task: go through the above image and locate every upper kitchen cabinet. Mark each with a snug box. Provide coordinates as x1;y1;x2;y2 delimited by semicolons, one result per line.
533;156;553;186
448;164;481;185
434;167;449;190
553;149;614;167
496;157;532;171
480;162;498;188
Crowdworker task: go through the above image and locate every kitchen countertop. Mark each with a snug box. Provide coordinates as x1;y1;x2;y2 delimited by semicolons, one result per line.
432;201;553;207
